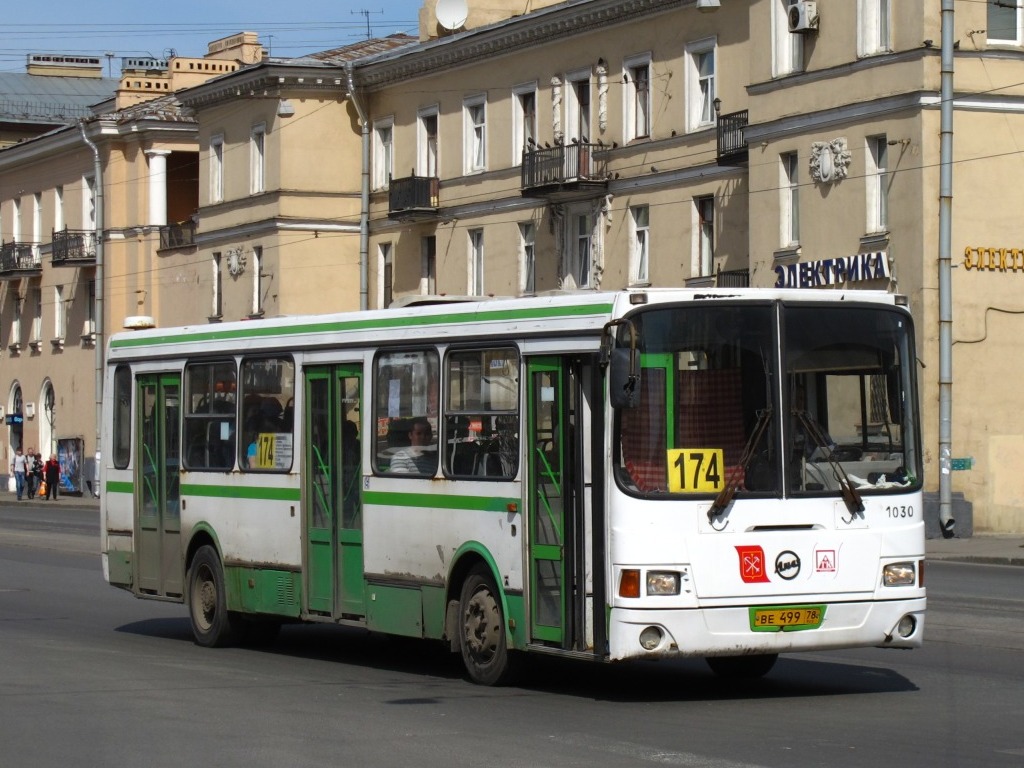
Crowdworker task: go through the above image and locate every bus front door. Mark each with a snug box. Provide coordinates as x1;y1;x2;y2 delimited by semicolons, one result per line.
527;357;591;650
135;373;182;597
304;366;364;618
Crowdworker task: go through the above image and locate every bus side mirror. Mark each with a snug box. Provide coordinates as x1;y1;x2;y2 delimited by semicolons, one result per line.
609;348;641;409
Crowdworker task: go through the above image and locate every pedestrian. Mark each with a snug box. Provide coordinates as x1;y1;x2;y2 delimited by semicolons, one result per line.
44;454;60;500
11;446;27;500
33;453;44;497
24;448;37;499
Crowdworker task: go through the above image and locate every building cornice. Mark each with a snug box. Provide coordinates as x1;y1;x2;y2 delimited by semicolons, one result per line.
177;64;349;110
353;0;701;91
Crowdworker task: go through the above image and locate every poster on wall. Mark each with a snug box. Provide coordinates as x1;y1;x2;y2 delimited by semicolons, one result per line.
57;437;84;495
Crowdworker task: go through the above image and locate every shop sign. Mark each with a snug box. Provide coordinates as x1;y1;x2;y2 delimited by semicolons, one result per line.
963;247;1024;271
774;251;890;288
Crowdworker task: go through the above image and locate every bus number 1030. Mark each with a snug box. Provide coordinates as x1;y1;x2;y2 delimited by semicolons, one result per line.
667;448;725;493
886;505;915;519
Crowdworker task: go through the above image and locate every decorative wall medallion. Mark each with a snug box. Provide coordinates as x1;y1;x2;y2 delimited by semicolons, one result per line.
227;247;247;277
810;137;851;184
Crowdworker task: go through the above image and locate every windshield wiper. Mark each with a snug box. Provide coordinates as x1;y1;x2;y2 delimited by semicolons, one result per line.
794;410;865;517
708;407;773;521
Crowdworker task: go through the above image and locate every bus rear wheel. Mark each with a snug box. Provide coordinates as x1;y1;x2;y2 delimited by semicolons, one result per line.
187;545;243;648
459;565;513;686
705;653;778;679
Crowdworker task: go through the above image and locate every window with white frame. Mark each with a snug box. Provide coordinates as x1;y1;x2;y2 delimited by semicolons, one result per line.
418;108;439;177
780;152;800;247
85;279;96;337
866;135;889;233
469;229;484;295
12;197;21;241
251;246;263;316
513;85;538;164
629;205;650;284
565;210;593;289
30;285;42;343
54;285;66;341
566;71;592;142
250;123;266;195
464;97;487;173
858;0;891;55
11;295;22;348
54;186;64;232
519;222;536;294
422;236;437;295
773;0;805;77
212;252;223;318
694;195;715;276
685;39;716;131
988;0;1021;43
373;118;394;189
624;54;652;142
210;135;224;203
378;242;393;308
32;192;42;254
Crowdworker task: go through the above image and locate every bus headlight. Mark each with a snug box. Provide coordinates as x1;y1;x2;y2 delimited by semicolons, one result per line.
646;571;681;596
882;562;916;586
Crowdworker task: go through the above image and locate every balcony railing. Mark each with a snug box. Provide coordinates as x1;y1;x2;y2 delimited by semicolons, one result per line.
159;220;197;250
51;228;97;266
0;241;41;276
521;142;609;199
716;267;750;287
716;110;748;166
388;174;440;219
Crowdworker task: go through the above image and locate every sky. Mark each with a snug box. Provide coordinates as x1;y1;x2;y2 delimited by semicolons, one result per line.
0;0;425;76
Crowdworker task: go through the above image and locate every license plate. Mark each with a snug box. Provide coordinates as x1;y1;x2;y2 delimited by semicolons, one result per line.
750;605;825;632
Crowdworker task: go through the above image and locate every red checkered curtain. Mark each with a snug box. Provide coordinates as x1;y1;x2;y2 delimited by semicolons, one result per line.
676;369;746;484
621;368;668;492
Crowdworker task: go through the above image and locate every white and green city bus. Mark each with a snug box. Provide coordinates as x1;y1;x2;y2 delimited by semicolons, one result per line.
101;288;925;684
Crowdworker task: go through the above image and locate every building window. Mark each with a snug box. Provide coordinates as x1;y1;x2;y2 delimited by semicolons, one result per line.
519;222;536;294
30;285;42;343
774;0;805;76
32;192;42;251
513;85;538;164
212;252;223;318
567;71;592;142
464;97;487;173
373;118;394;190
11;294;23;348
250;123;265;195
251;246;263;317
988;0;1021;43
469;228;484;295
418;108;439;177
54;186;64;232
781;152;800;247
378;242;393;308
85;279;96;337
54;285;66;341
422;236;437;295
629;205;650;284
859;0;891;55
686;39;716;131
624;54;652;142
867;136;889;233
695;196;715;276
566;211;593;289
210;135;224;203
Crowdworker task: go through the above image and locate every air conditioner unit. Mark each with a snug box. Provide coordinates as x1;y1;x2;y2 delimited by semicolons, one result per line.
788;1;819;33
24;402;35;418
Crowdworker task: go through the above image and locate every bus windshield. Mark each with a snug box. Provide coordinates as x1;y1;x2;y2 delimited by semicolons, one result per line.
615;301;919;499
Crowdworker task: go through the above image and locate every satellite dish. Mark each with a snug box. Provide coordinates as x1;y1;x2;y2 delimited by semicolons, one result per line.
436;0;468;31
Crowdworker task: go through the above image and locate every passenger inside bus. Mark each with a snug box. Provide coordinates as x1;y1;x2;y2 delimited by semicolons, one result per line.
390;417;437;474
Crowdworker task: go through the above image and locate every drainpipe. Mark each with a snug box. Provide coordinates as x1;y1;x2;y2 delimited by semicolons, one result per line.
937;0;955;537
346;62;370;311
79;120;104;494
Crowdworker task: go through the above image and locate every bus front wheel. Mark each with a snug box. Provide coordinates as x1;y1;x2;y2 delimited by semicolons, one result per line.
705;653;778;679
458;565;513;686
187;545;243;648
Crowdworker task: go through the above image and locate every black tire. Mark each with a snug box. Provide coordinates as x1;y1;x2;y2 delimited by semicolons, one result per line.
705;653;778;679
187;544;244;648
458;565;514;686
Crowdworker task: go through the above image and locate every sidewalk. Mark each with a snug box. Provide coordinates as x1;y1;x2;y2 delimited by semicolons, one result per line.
11;493;1023;566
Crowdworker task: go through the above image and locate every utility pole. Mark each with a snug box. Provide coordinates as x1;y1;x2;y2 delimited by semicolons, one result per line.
352;9;383;39
938;0;955;537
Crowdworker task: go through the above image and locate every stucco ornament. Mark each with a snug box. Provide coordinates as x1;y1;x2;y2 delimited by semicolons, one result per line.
226;247;247;277
810;137;852;183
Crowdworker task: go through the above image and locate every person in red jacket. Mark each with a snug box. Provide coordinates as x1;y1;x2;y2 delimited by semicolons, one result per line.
43;454;60;500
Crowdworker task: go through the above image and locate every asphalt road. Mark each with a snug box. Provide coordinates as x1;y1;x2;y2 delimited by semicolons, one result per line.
1;503;1022;768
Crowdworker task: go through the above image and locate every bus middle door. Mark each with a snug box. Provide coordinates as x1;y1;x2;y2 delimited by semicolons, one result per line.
304;365;364;619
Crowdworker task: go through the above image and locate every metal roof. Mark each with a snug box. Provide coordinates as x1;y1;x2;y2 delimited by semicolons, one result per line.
0;71;118;124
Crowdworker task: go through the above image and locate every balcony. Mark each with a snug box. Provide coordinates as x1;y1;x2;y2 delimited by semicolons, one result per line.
716;110;748;166
159;220;197;250
388;174;440;220
51;229;97;266
521;142;609;200
716;267;750;287
0;241;41;277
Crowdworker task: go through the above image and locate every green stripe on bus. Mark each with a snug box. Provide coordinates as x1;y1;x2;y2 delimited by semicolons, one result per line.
110;302;614;349
363;490;517;513
106;480;135;495
180;484;301;501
